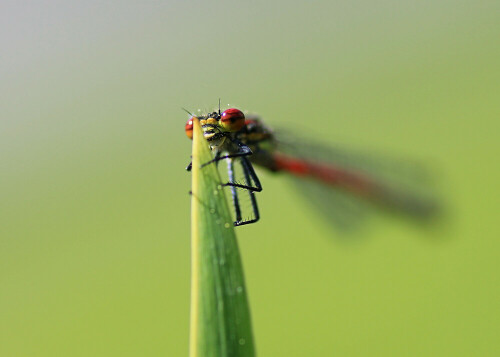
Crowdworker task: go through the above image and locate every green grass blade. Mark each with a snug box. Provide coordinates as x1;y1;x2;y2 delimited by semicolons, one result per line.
189;118;255;357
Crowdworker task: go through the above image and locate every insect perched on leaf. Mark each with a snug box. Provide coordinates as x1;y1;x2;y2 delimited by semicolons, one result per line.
185;103;440;228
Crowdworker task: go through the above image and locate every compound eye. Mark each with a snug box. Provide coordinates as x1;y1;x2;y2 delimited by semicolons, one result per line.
220;108;245;132
185;117;194;140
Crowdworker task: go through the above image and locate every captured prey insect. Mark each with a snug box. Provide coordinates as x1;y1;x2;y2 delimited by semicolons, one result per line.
185;105;440;228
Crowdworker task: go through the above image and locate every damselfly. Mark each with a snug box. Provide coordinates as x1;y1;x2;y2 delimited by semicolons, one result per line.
185;105;439;228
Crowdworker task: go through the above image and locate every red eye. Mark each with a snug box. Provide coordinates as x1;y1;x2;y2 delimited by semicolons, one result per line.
220;108;245;132
185;117;194;140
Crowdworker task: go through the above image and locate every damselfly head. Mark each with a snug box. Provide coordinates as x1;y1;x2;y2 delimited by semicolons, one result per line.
184;108;246;142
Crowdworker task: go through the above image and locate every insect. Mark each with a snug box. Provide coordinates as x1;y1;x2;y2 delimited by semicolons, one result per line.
185;104;439;228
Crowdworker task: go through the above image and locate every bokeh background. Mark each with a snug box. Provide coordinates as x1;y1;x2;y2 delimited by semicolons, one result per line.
1;1;499;356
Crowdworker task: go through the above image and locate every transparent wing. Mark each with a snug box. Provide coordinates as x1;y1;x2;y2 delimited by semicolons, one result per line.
268;128;443;230
274;128;433;188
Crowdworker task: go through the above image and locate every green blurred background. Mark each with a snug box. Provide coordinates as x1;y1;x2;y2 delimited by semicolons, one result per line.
1;1;498;356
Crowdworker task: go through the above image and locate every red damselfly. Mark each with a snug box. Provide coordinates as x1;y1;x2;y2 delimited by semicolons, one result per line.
185;104;439;228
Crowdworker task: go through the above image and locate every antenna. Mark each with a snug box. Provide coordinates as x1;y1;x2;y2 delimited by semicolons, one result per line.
218;98;221;115
182;107;195;117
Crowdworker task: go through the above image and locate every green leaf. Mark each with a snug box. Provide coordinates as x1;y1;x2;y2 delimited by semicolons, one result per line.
189;118;255;357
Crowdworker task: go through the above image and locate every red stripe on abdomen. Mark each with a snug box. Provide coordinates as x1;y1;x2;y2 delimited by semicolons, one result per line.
272;153;380;198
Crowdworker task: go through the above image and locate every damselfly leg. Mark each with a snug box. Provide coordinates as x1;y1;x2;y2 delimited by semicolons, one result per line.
200;139;253;169
226;156;261;226
186;139;262;226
